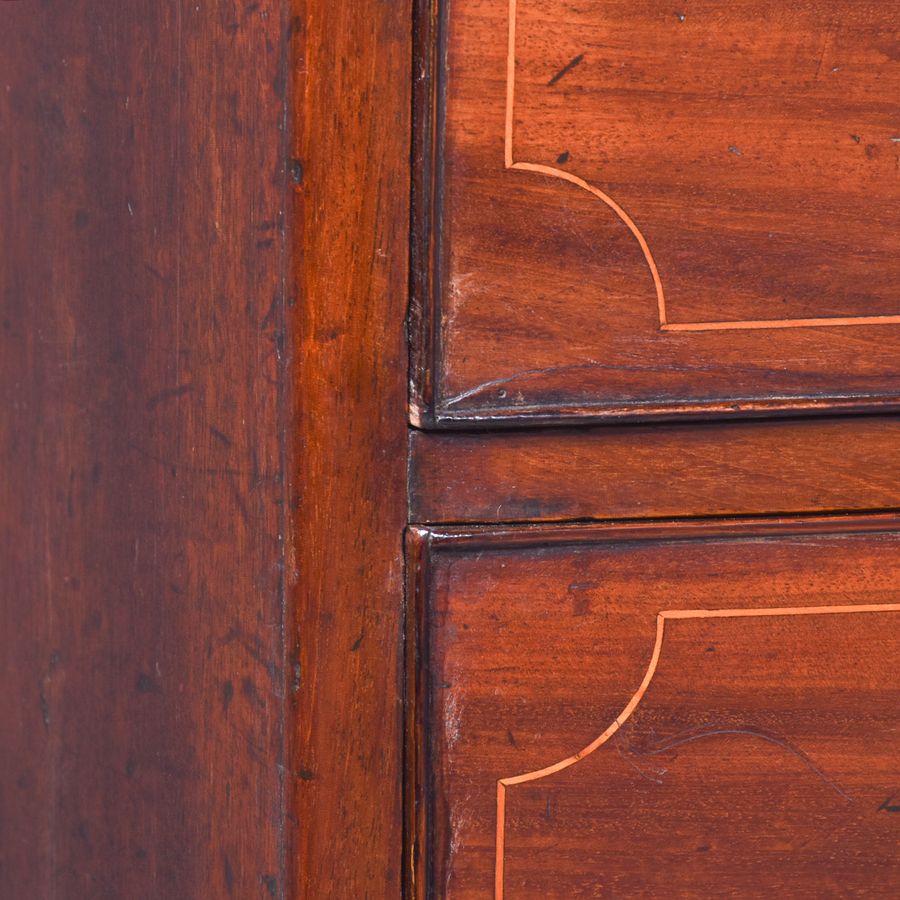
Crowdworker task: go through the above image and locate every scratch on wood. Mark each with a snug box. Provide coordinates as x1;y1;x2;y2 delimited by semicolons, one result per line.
547;53;584;86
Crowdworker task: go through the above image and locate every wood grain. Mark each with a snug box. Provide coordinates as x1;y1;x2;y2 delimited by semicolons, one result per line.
0;2;292;897
291;0;411;895
411;0;900;425
410;416;900;523
410;519;900;897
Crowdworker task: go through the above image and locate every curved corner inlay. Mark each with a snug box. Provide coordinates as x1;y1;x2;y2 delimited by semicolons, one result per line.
493;601;900;900
505;0;900;333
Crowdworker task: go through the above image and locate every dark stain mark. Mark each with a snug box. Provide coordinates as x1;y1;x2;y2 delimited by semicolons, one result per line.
49;650;61;670
507;729;517;747
67;468;75;518
556;150;570;164
242;677;265;708
39;685;50;731
91;462;102;483
226;476;252;529
315;326;342;343
145;382;193;412
865;143;880;160
271;22;287;99
74;209;90;229
219;625;280;687
548;53;584;87
259;294;281;331
351;629;365;652
878;793;900;813
272;328;285;361
569;579;597;616
260;875;277;898
299;768;315;781
223;854;235;893
77;821;91;843
227;91;243;135
696;844;711;853
135;847;147;860
210;426;233;447
728;145;743;156
573;596;591;616
143;262;173;285
290;158;304;185
705;645;716;653
125;757;137;779
136;673;159;694
256;237;275;249
222;680;234;712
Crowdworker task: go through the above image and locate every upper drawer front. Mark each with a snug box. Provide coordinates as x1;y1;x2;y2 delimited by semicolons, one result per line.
412;0;900;425
409;519;900;898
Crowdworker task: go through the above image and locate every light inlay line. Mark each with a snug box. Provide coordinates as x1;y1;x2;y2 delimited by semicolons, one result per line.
493;601;900;898
503;0;900;332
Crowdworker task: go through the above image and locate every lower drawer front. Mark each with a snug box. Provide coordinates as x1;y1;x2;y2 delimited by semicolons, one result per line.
408;519;900;898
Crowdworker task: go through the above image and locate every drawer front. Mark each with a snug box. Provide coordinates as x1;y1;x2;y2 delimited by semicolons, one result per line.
412;0;900;425
408;519;900;897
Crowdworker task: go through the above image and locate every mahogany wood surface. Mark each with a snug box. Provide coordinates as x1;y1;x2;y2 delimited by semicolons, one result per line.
291;0;411;895
409;519;900;898
3;1;898;897
0;2;293;897
411;0;900;425
410;415;900;523
1;1;414;896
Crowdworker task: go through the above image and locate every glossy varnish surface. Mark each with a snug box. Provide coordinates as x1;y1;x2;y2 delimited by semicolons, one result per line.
409;520;900;897
411;415;900;523
0;2;292;896
3;1;898;896
411;0;900;424
292;0;411;894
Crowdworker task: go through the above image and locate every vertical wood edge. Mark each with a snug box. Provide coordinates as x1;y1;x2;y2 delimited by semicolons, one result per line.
291;0;412;894
409;0;443;427
405;527;432;900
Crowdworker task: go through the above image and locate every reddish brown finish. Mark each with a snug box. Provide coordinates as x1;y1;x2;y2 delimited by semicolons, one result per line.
410;416;900;523
291;0;411;896
411;0;900;425
410;520;900;897
0;2;292;897
4;1;898;897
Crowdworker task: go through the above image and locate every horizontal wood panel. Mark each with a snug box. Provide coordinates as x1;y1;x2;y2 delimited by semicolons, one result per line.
411;0;900;425
410;416;900;523
408;519;900;898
